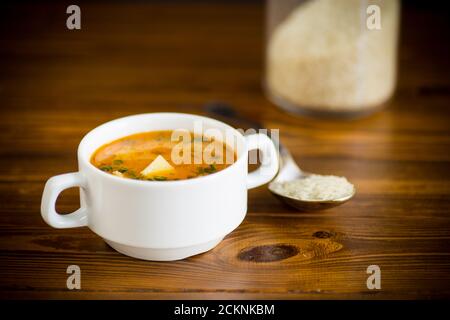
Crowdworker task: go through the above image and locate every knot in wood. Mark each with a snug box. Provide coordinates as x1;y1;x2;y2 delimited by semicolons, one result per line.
238;244;298;262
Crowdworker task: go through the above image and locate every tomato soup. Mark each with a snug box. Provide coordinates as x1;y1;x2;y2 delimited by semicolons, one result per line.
91;130;236;181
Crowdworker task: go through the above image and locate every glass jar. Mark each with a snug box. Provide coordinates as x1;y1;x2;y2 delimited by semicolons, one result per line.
265;0;400;117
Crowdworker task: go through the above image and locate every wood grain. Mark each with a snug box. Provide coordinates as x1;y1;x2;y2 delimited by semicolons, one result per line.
0;2;450;299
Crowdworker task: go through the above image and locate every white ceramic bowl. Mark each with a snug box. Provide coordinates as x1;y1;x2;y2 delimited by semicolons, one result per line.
41;113;279;261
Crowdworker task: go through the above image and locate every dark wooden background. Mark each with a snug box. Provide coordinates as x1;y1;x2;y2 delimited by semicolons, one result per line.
0;1;449;299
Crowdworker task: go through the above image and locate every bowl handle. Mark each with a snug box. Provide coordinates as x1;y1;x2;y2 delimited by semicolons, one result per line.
245;133;279;189
41;172;88;228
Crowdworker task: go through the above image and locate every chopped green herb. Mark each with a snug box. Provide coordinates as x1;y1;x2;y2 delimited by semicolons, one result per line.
100;165;113;172
113;159;123;165
117;167;128;173
152;176;167;181
197;164;217;175
127;170;138;178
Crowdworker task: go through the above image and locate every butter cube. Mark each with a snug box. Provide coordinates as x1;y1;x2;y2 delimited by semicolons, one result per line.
141;155;174;177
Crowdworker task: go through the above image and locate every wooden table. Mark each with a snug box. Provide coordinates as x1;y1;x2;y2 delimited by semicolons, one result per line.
1;2;449;299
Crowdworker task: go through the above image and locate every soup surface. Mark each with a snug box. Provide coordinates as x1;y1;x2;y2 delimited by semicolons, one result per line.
91;130;236;181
